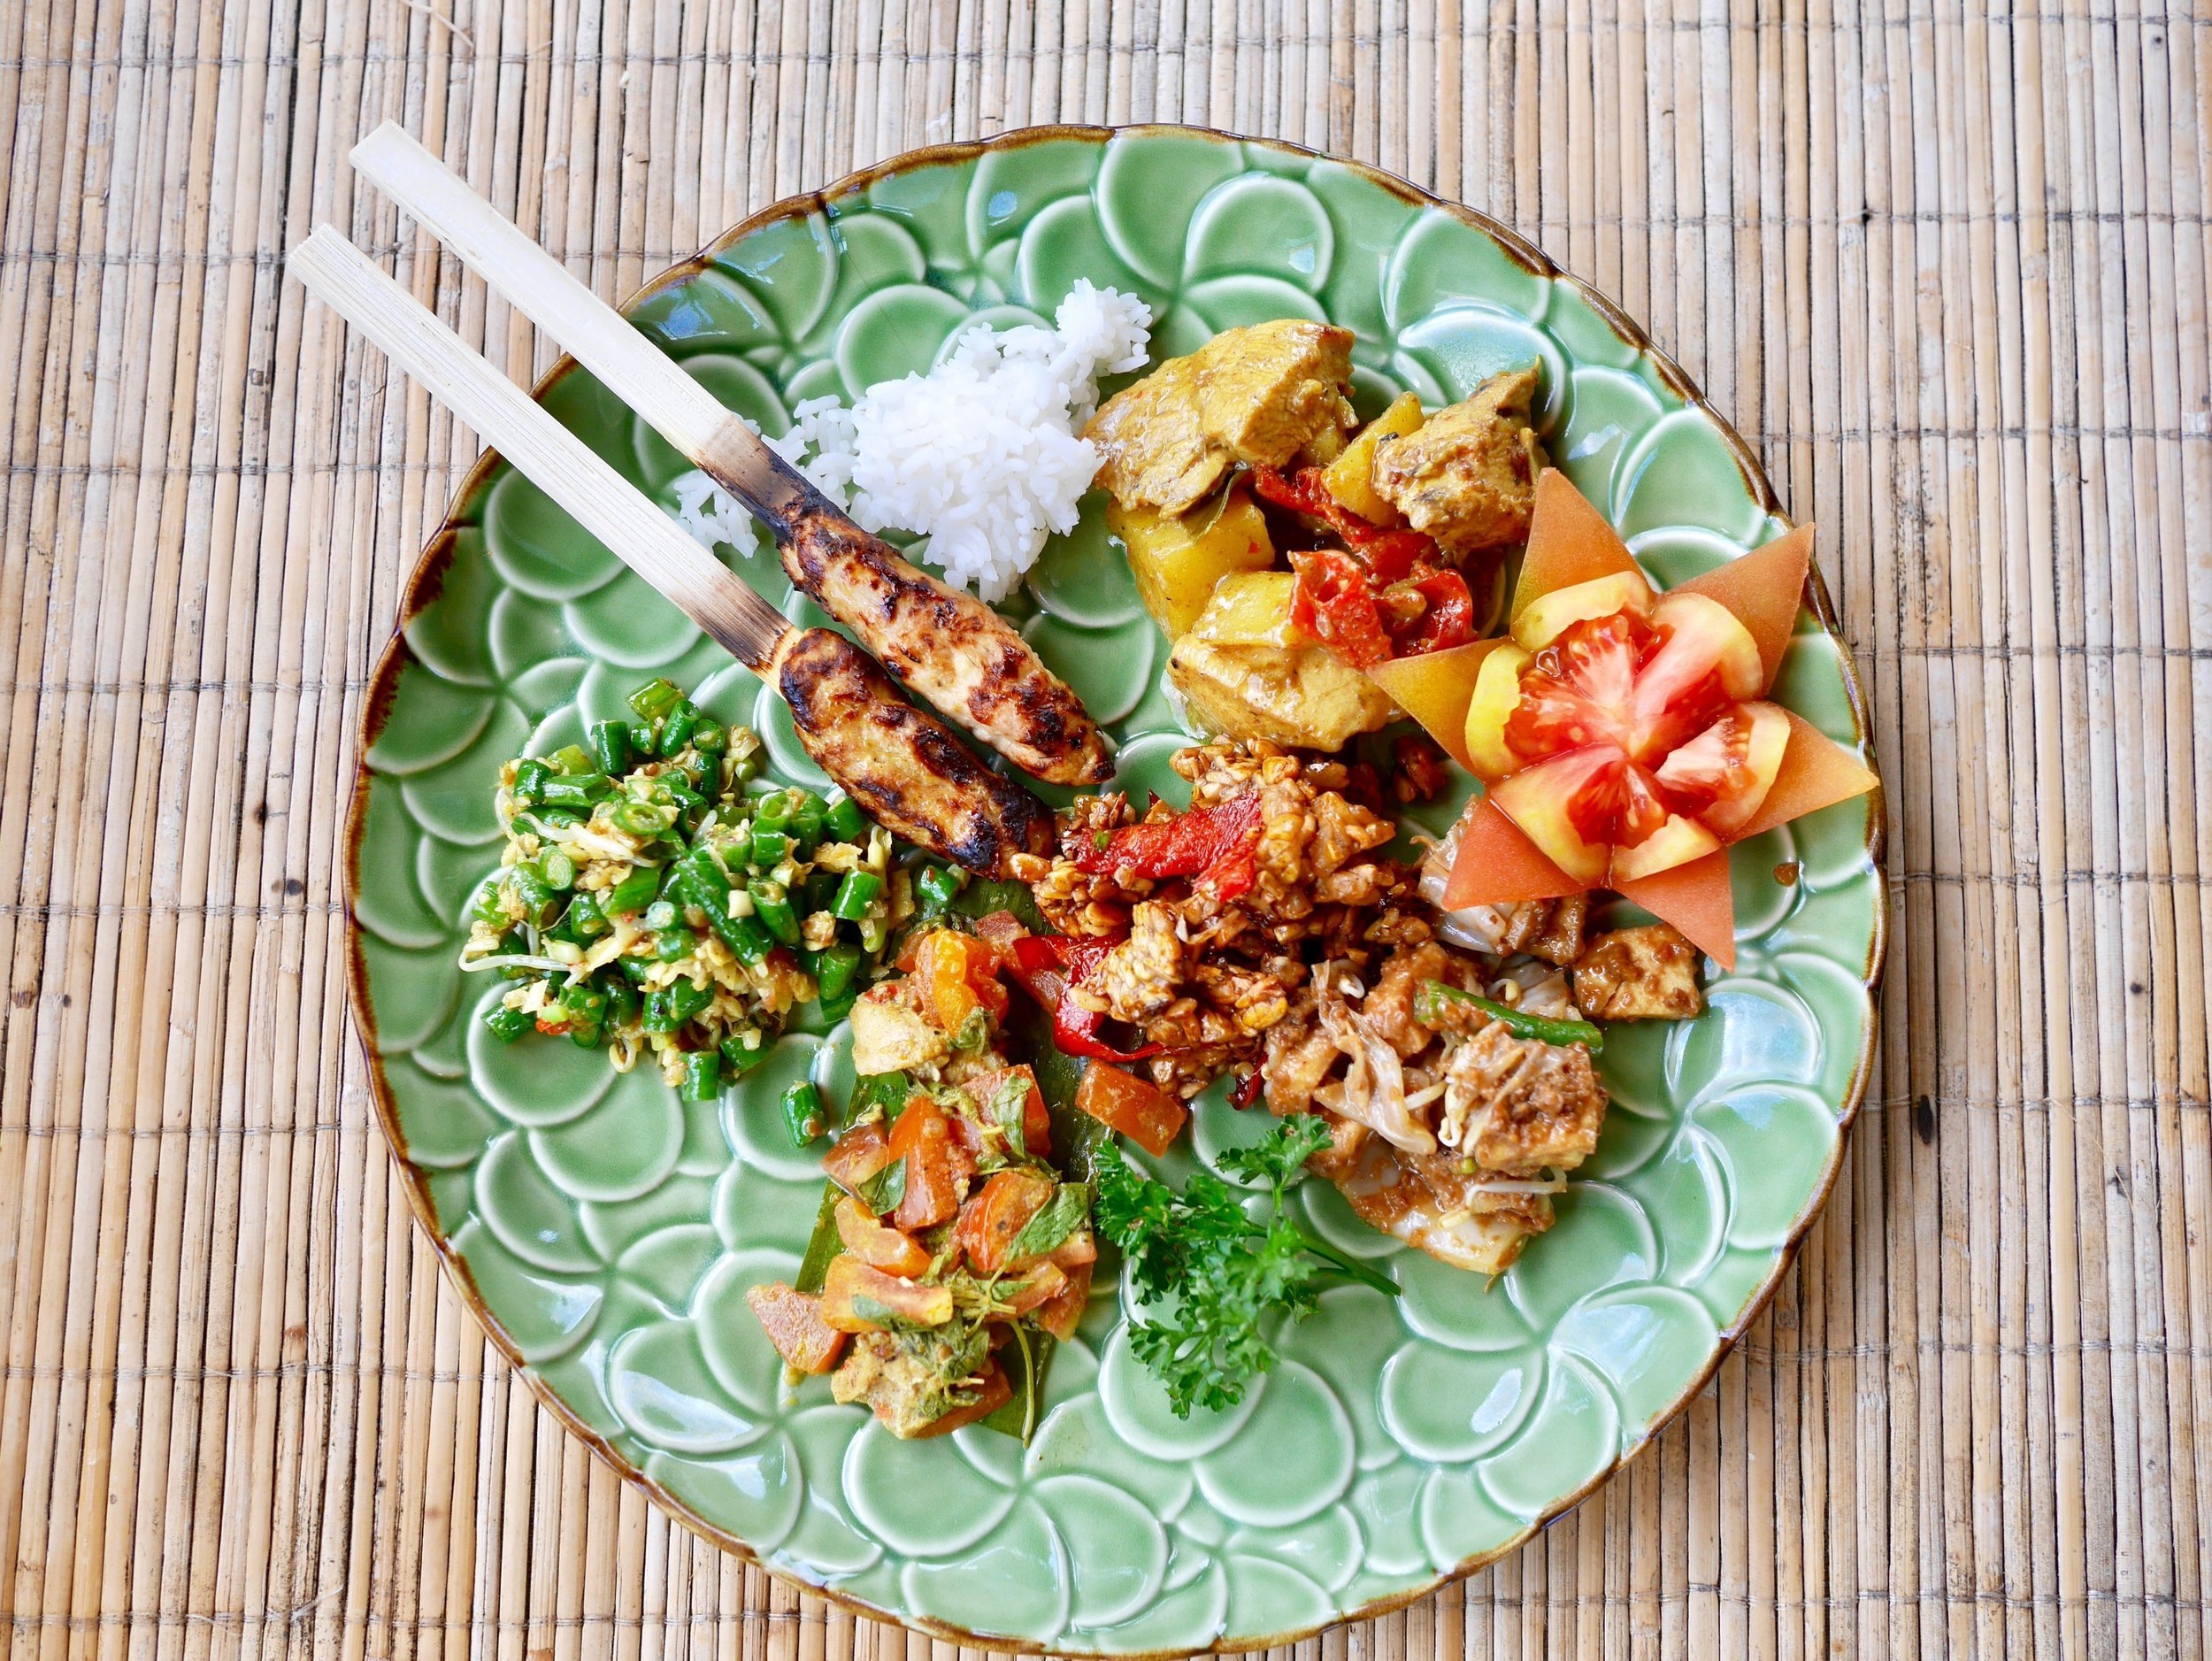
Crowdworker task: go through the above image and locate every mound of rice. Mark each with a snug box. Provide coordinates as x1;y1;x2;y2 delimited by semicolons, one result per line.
669;281;1153;603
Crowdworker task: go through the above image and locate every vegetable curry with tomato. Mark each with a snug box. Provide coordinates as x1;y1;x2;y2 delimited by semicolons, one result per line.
746;915;1192;1438
1087;318;1545;751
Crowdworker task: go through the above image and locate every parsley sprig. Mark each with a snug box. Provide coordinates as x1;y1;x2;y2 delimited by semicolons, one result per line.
1094;1117;1400;1419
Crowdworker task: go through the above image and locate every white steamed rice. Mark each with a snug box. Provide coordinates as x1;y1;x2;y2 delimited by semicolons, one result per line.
668;281;1153;603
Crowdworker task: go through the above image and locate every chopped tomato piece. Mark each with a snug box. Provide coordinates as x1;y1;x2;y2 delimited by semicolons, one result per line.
995;1260;1068;1318
1035;1261;1093;1342
1073;1064;1187;1157
1048;1227;1098;1270
887;1099;962;1231
956;1168;1057;1274
906;1362;1013;1439
819;1255;954;1333
909;928;1008;1034
821;1119;894;1196
833;1196;932;1278
744;1282;848;1374
1250;465;1436;581
957;1063;1051;1159
1289;546;1394;667
1383;569;1478;657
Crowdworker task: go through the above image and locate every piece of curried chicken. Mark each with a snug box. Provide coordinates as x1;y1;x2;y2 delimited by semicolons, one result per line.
1572;924;1706;1019
1371;364;1546;555
1087;319;1357;514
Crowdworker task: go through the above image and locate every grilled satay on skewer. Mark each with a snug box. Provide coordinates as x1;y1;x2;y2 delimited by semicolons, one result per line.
288;227;1050;874
350;123;1114;790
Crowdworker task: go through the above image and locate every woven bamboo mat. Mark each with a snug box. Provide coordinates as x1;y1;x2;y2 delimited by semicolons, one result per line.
1;1;2205;1657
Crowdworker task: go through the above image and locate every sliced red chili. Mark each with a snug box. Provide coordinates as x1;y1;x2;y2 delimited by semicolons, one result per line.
1385;569;1478;656
1290;548;1393;669
1006;934;1163;1064
1231;1066;1265;1109
1251;465;1439;583
1074;794;1265;895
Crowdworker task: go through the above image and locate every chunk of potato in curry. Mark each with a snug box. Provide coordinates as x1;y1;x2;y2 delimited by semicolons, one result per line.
1169;572;1396;750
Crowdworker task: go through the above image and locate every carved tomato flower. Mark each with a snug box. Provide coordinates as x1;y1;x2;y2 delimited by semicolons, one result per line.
1387;472;1878;967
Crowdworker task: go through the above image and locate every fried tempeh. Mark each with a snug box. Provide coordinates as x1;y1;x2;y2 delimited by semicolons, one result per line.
771;627;1053;877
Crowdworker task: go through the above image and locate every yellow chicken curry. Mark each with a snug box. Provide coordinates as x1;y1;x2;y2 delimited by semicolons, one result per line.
1085;318;1546;754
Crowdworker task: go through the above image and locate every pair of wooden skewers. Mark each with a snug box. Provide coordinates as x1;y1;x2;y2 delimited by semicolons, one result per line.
295;125;1108;874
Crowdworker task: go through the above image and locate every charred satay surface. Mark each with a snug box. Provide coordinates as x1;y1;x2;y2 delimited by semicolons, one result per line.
770;627;1052;876
775;505;1114;788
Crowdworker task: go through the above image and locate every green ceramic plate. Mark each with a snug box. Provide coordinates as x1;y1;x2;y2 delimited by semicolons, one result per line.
347;127;1884;1654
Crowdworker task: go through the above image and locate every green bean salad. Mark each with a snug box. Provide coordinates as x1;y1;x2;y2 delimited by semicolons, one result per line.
462;678;906;1099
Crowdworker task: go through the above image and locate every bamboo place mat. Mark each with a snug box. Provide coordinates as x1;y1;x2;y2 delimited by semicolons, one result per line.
1;2;2206;1657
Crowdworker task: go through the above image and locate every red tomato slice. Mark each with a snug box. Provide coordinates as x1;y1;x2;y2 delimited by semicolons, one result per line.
1440;796;1592;909
1462;641;1532;778
1671;525;1812;696
1646;592;1763;702
1654;700;1791;834
1511;468;1646;620
1613;848;1739;970
1513;570;1655;650
1489;746;1662;883
1072;1064;1187;1157
1727;711;1880;842
1503;611;1650;763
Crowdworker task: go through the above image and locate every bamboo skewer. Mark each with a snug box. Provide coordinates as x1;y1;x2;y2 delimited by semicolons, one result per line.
347;122;1113;788
286;226;1050;873
288;227;789;670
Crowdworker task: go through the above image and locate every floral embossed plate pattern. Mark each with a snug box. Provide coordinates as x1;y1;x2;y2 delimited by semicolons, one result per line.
346;127;1884;1654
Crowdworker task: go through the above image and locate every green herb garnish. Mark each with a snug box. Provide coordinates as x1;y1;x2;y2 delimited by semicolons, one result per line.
1005;1181;1090;1264
1094;1119;1398;1419
854;1158;908;1218
793;1183;844;1296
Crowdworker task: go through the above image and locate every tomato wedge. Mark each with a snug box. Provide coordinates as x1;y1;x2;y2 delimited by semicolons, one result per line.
956;1168;1056;1274
1440;797;1586;910
887;1098;962;1231
1364;637;1510;772
1035;1261;1094;1342
1072;1064;1187;1157
1511;467;1647;618
1671;525;1812;692
1613;848;1739;970
834;1196;933;1278
1729;710;1880;842
1436;471;1879;946
1653;701;1790;835
745;1283;848;1374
